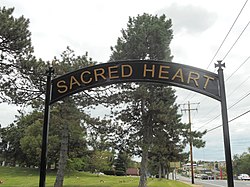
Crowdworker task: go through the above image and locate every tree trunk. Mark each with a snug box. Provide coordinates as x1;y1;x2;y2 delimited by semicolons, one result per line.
139;146;148;187
138;98;152;187
163;164;166;178
54;122;68;187
158;163;162;179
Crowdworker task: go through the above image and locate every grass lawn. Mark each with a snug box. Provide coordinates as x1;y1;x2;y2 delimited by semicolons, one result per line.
0;166;191;187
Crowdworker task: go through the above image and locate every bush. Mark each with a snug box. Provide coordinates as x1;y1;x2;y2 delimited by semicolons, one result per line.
67;158;85;171
116;170;125;176
103;170;115;175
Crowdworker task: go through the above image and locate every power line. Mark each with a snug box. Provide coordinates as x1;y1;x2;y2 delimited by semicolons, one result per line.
227;75;250;97
181;0;249;104
180;92;192;104
207;108;250;133
195;56;250;126
222;20;250;61
227;91;250;110
180;1;250;117
196;114;220;131
180;0;250;105
206;0;249;69
197;89;250;131
226;55;250;81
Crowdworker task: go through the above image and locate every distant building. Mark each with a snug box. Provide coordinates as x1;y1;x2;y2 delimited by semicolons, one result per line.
126;168;139;176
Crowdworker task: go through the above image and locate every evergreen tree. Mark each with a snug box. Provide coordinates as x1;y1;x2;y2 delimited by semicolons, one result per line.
110;13;175;187
0;6;46;105
114;150;130;175
51;48;96;187
0;6;115;186
110;13;173;61
109;13;206;186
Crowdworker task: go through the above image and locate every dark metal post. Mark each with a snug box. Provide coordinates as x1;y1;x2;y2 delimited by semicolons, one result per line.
39;66;54;187
215;61;234;187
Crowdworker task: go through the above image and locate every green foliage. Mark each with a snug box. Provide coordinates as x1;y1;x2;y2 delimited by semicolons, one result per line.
84;116;115;152
80;150;115;173
109;13;180;187
0;104;88;168
90;150;114;172
0;7;32;57
114;151;131;174
115;170;126;176
109;12;206;186
0;123;25;166
103;170;116;175
20;120;42;166
0;6;38;104
233;149;250;175
67;158;85;171
110;13;173;61
0;111;44;166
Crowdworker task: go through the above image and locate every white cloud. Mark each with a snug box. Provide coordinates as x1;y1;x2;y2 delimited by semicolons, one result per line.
158;3;217;34
0;103;20;126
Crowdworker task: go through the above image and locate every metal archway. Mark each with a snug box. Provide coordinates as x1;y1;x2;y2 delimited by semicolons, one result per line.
39;60;234;187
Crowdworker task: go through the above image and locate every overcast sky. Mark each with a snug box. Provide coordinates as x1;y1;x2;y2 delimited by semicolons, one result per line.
1;0;250;161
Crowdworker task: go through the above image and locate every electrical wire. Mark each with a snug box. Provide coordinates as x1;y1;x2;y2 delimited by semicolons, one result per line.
206;0;249;69
197;89;250;131
227;75;250;97
196;114;221;131
181;0;249;104
222;20;250;61
227;91;250;110
226;56;250;81
196;86;250;131
207;108;250;133
193;54;250;130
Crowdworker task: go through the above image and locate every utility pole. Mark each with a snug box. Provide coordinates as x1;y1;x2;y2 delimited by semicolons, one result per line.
181;101;199;184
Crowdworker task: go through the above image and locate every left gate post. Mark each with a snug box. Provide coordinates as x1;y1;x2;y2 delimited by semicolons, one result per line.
39;66;54;187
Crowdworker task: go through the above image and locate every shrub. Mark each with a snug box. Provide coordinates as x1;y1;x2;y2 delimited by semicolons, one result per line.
116;170;125;176
67;158;84;171
103;170;115;175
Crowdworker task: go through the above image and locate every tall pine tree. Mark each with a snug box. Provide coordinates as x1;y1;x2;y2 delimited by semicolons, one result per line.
109;13;206;186
110;13;176;187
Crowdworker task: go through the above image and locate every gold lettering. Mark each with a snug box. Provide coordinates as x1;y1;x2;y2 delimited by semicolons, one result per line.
159;65;170;79
187;72;200;87
143;64;155;78
121;64;133;78
172;68;184;82
80;71;92;84
108;66;119;79
203;75;215;89
70;76;81;90
57;80;68;94
94;68;106;81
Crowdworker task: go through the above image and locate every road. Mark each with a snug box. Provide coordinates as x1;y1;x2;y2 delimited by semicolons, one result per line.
179;176;250;187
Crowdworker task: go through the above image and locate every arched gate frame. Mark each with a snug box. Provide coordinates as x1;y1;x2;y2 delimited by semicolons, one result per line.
39;60;234;187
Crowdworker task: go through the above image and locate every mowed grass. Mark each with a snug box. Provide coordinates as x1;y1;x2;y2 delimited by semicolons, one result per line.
0;166;191;187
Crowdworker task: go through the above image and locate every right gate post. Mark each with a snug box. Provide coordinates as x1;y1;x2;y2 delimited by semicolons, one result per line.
215;60;234;187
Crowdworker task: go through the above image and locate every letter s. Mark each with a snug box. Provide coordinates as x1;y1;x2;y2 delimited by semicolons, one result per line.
57;80;68;94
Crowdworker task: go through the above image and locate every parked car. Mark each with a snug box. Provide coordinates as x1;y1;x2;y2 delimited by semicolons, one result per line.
195;174;202;178
201;174;208;180
238;174;250;180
